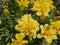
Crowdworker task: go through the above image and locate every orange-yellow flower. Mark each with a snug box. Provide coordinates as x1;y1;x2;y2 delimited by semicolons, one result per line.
15;14;39;39
37;24;57;45
16;0;29;7
51;21;60;34
11;33;28;45
31;0;50;17
31;0;55;17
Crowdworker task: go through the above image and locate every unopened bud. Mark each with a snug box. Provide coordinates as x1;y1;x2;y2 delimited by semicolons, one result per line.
3;8;10;15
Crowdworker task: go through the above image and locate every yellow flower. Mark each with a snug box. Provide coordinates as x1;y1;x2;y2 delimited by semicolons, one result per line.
11;33;28;45
31;0;55;17
51;21;60;34
16;0;29;7
31;0;50;17
37;24;57;45
15;14;39;39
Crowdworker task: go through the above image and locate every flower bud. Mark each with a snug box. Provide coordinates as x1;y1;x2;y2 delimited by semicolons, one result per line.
3;8;10;15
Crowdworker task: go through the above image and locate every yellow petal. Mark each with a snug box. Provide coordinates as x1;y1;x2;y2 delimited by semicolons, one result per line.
37;34;43;39
22;40;28;43
15;33;24;41
45;37;52;44
11;38;16;42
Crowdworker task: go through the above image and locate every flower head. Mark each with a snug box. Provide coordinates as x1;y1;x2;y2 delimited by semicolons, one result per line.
11;33;28;45
16;0;30;7
31;0;50;17
37;24;57;45
51;21;60;34
31;0;55;17
15;14;39;39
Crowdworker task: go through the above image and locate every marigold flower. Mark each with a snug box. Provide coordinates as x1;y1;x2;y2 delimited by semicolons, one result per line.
51;21;60;35
11;33;28;45
37;24;57;45
16;0;30;7
15;14;39;39
31;0;50;17
31;0;55;17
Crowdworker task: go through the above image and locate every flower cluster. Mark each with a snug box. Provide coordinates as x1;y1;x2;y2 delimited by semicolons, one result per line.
1;0;60;45
8;0;60;45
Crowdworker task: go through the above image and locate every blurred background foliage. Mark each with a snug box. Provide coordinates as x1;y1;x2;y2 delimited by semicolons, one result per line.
0;0;60;45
